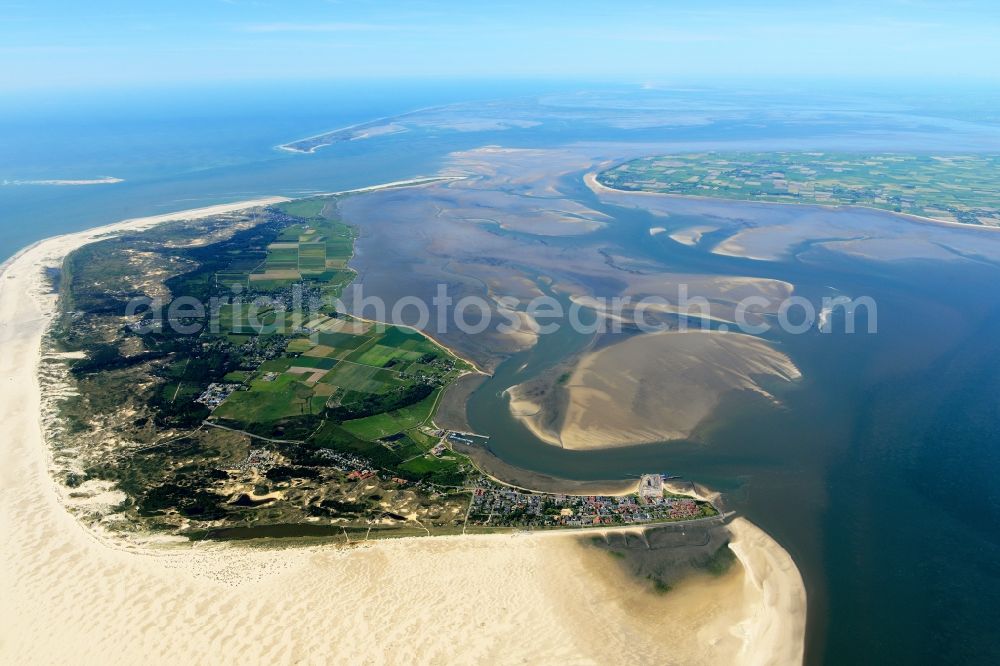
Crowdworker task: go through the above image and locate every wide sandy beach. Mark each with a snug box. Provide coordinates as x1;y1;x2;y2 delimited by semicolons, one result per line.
0;197;806;664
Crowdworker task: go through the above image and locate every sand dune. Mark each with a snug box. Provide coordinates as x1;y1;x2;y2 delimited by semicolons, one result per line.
0;198;805;665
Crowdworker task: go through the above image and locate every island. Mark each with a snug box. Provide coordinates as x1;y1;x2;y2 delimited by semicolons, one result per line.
47;192;718;540
597;152;1000;226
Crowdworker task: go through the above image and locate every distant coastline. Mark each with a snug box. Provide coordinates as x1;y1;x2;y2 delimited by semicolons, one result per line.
276;105;442;154
585;170;1000;234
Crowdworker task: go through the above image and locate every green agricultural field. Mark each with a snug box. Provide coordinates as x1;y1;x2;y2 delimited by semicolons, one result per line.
350;344;422;368
288;355;338;370
321;362;388;393
215;272;249;290
316;331;366;349
212;379;316;422
286;338;314;353
265;246;298;267
256;357;294;373
340;390;441;439
275;198;328;219
597;152;1000;226
378;326;436;349
399;453;461;477
385;434;427;459
212;317;466;437
298;242;327;271
276;225;307;242
216;304;306;335
217;196;359;289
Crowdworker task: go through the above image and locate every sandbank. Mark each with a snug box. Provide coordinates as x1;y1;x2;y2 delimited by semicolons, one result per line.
3;176;124;186
509;330;801;450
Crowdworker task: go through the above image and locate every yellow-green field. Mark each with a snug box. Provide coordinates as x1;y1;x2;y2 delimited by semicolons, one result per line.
212;320;466;435
217;197;357;291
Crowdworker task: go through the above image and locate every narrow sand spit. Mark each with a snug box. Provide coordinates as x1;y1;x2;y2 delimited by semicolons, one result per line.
0;197;805;665
549;516;806;666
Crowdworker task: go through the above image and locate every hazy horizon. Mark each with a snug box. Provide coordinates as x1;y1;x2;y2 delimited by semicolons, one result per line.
4;0;999;91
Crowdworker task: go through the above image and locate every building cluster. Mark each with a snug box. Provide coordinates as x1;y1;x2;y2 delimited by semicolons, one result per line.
229;332;290;371
194;383;242;409
236;448;278;473
227;283;324;316
467;478;708;528
314;448;375;475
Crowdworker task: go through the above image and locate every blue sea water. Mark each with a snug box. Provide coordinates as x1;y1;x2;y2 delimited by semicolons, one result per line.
0;79;574;260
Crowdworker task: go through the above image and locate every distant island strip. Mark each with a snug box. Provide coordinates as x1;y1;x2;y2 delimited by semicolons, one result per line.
596;152;1000;227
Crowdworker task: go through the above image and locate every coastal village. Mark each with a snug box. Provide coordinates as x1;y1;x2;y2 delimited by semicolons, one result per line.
231;428;715;531
467;473;715;529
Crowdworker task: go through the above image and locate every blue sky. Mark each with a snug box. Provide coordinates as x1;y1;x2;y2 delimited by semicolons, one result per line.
2;0;998;90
